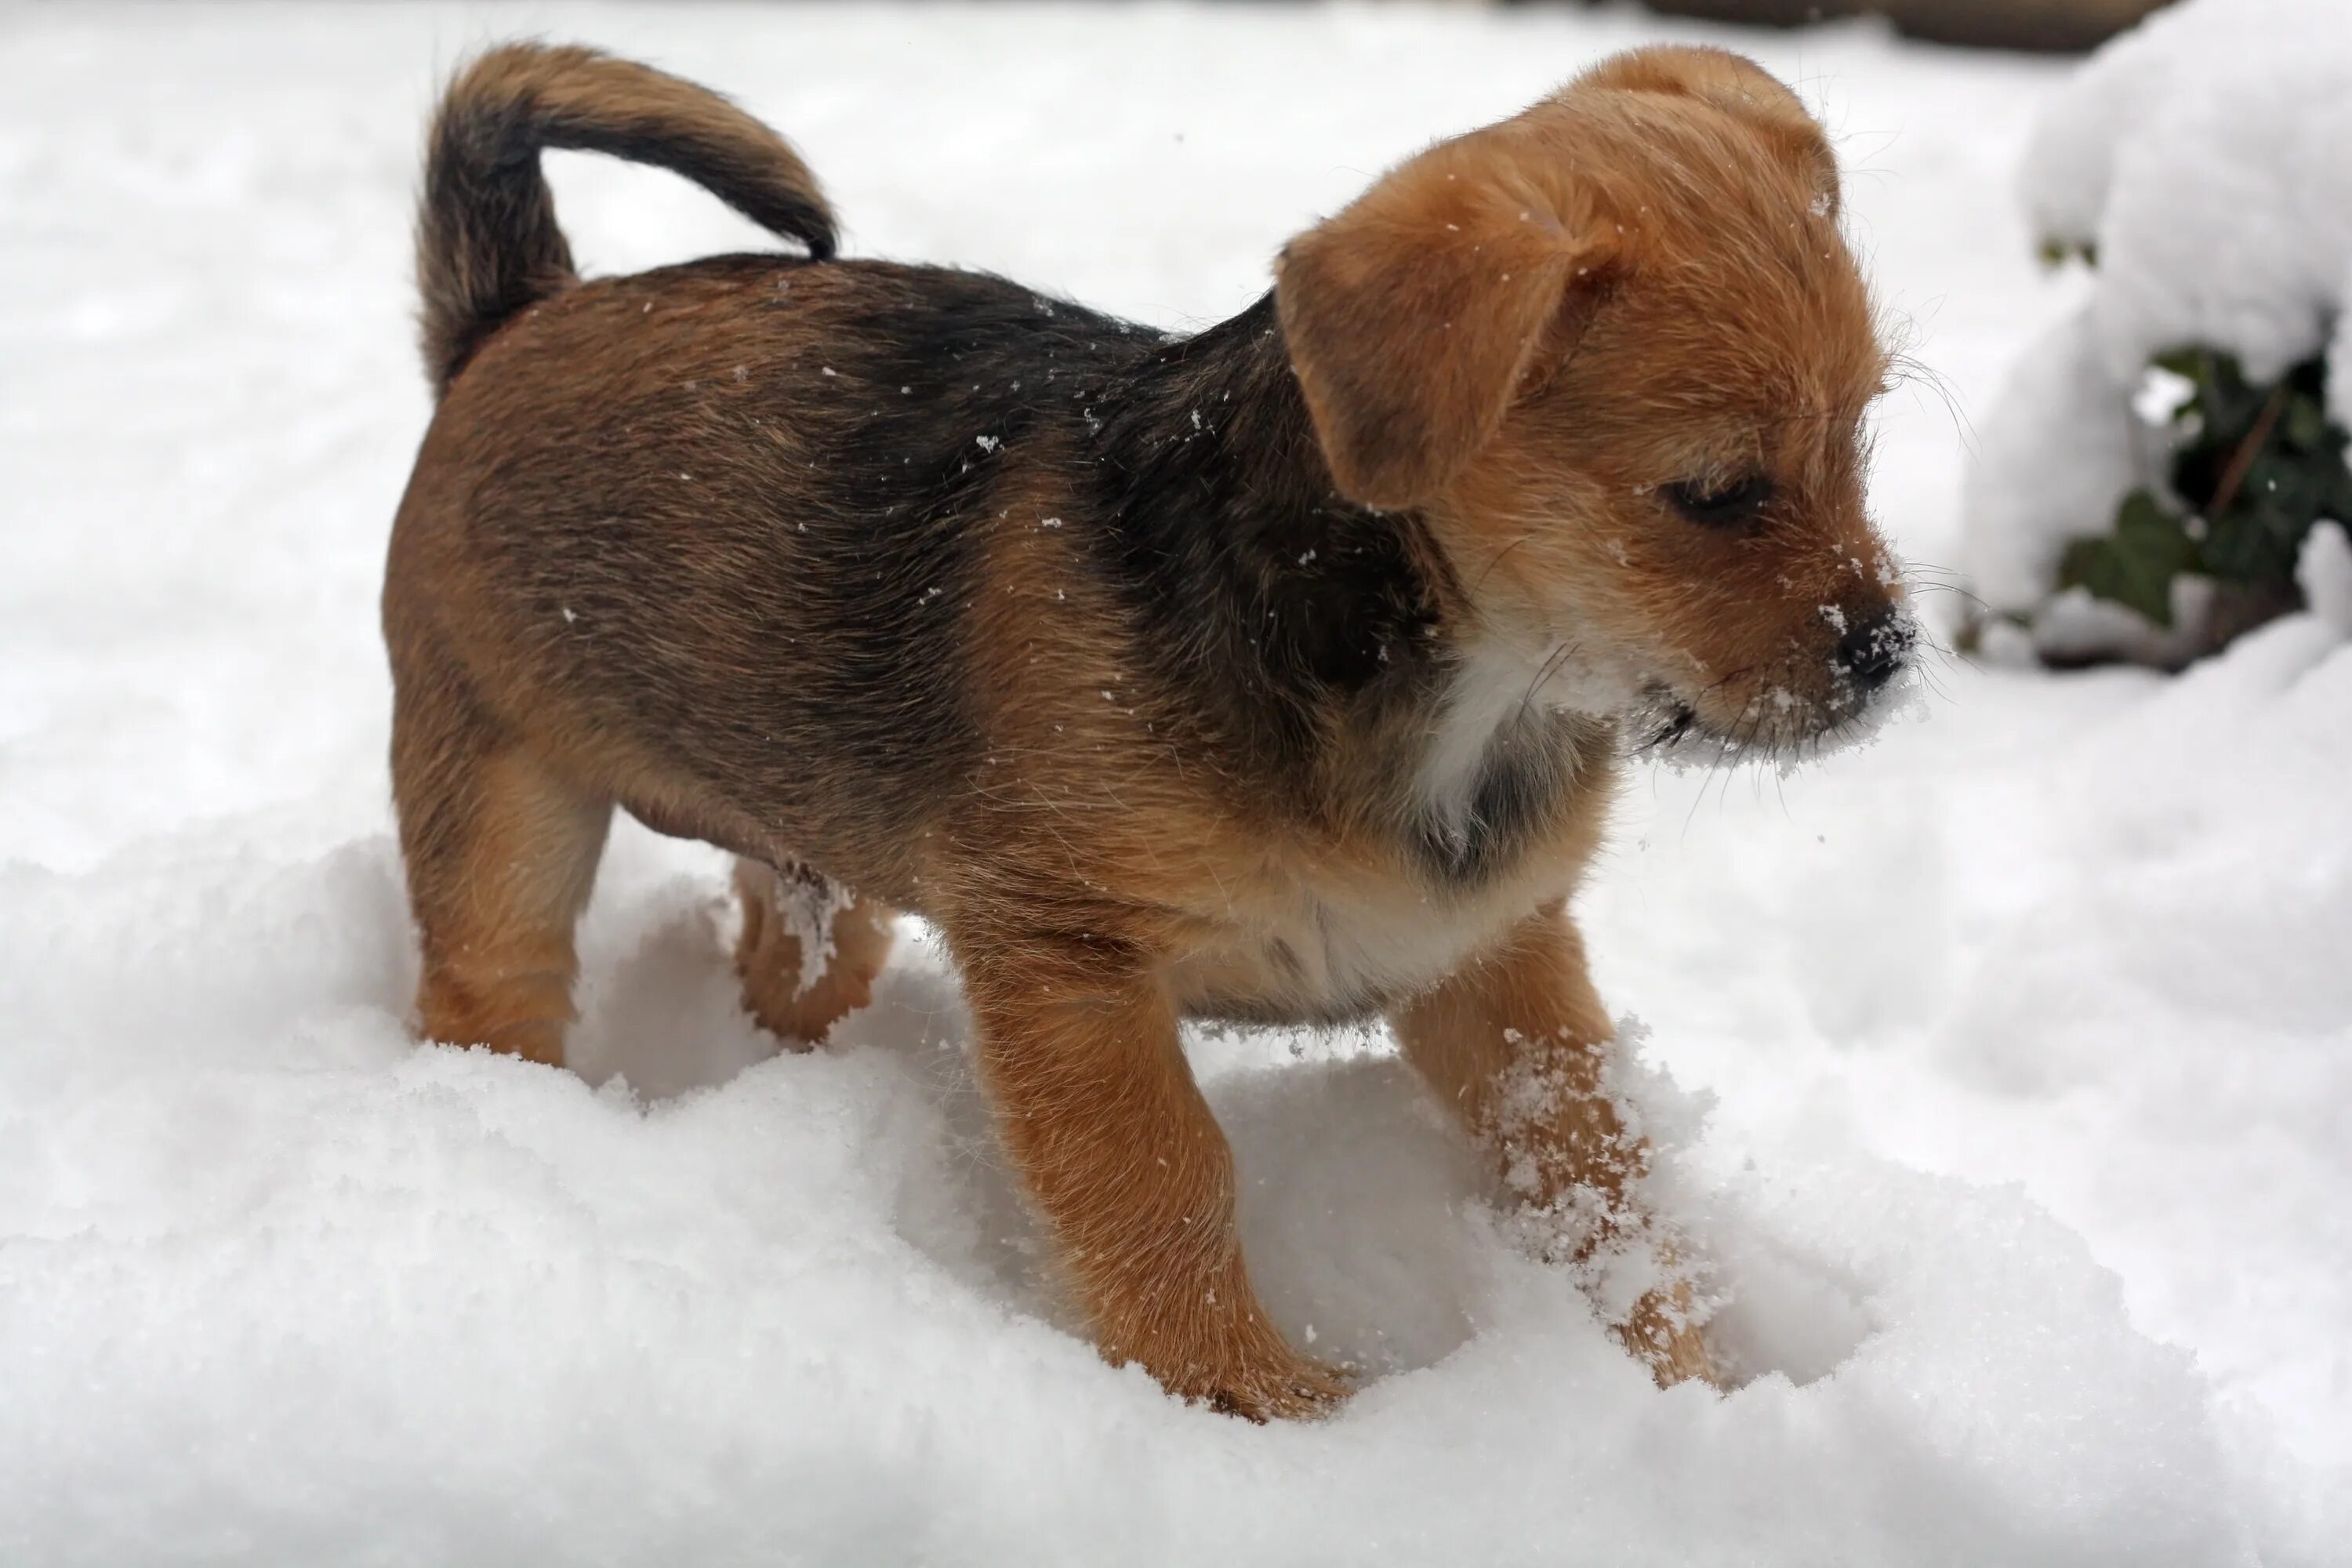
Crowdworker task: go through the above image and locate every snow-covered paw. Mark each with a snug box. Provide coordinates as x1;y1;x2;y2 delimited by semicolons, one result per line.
1617;1280;1720;1390
730;857;894;1047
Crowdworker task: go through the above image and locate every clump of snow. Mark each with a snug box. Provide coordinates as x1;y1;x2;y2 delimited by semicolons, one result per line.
1962;0;2352;649
2297;518;2352;635
1964;310;2146;616
2027;576;2225;668
753;864;858;997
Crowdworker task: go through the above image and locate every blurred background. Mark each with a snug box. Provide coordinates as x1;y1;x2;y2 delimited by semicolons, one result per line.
1613;0;2171;53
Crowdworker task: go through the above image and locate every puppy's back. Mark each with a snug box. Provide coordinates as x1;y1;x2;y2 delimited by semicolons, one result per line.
388;254;1156;898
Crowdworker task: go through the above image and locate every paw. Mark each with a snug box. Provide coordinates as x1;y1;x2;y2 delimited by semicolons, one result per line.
731;858;892;1047
1197;1349;1352;1423
1617;1282;1719;1390
1106;1312;1352;1421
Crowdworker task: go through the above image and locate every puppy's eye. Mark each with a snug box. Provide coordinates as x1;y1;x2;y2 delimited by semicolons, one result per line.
1663;474;1774;528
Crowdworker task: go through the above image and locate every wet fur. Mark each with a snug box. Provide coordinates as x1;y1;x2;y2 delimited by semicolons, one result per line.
385;42;1907;1417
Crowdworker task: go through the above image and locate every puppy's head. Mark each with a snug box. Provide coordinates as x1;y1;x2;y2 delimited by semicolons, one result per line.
1276;45;1912;756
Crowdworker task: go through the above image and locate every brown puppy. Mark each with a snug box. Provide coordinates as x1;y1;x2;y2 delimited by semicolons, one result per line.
384;42;1910;1418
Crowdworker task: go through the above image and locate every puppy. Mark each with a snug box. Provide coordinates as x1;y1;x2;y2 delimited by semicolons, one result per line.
385;41;1911;1418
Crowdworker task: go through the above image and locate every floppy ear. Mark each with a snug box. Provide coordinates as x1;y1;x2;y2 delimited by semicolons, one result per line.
1577;45;1840;219
1275;140;1619;511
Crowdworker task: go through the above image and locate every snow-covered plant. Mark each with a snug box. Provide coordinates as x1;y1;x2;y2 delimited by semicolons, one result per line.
2056;346;2352;643
1962;0;2352;667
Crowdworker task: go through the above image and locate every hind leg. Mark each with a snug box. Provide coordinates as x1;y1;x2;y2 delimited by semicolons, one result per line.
733;858;895;1047
391;666;610;1068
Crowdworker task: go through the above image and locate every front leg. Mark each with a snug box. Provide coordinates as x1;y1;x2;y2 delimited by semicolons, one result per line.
954;928;1345;1420
1392;902;1714;1387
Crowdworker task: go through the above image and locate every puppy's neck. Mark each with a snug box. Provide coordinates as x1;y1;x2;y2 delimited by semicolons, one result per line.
1092;292;1445;748
1410;634;1613;885
1091;296;1606;884
1417;637;1556;829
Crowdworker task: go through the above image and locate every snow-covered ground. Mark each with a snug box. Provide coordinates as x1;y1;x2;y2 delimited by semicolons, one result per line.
2;4;2346;1563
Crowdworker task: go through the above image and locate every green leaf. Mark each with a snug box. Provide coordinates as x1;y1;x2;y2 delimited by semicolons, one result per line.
2061;490;2197;626
2281;394;2327;454
2038;237;2098;270
2037;347;2352;655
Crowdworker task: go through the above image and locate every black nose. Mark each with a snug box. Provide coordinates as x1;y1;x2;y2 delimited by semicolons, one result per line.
1835;609;1913;693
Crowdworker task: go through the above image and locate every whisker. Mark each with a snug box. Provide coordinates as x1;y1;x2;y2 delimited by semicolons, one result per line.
1472;531;1541;597
1512;639;1580;730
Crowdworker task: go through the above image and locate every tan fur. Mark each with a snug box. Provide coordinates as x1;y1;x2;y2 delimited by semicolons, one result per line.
385;42;1907;1416
1280;45;1895;749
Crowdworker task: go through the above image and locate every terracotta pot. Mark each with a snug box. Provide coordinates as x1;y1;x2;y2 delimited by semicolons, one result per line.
1628;0;1858;24
1878;0;2170;51
1627;0;2172;50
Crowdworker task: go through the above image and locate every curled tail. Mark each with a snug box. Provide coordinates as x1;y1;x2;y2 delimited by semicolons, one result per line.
416;42;836;396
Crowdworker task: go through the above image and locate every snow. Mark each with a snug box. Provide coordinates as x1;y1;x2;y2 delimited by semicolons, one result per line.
2299;520;2352;636
2;3;2347;1563
2022;0;2352;400
1964;0;2352;635
750;866;857;998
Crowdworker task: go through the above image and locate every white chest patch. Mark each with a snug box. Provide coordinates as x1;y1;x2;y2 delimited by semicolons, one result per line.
1290;884;1501;1011
1417;638;1554;841
1170;863;1561;1023
1417;636;1643;837
1170;636;1621;1023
